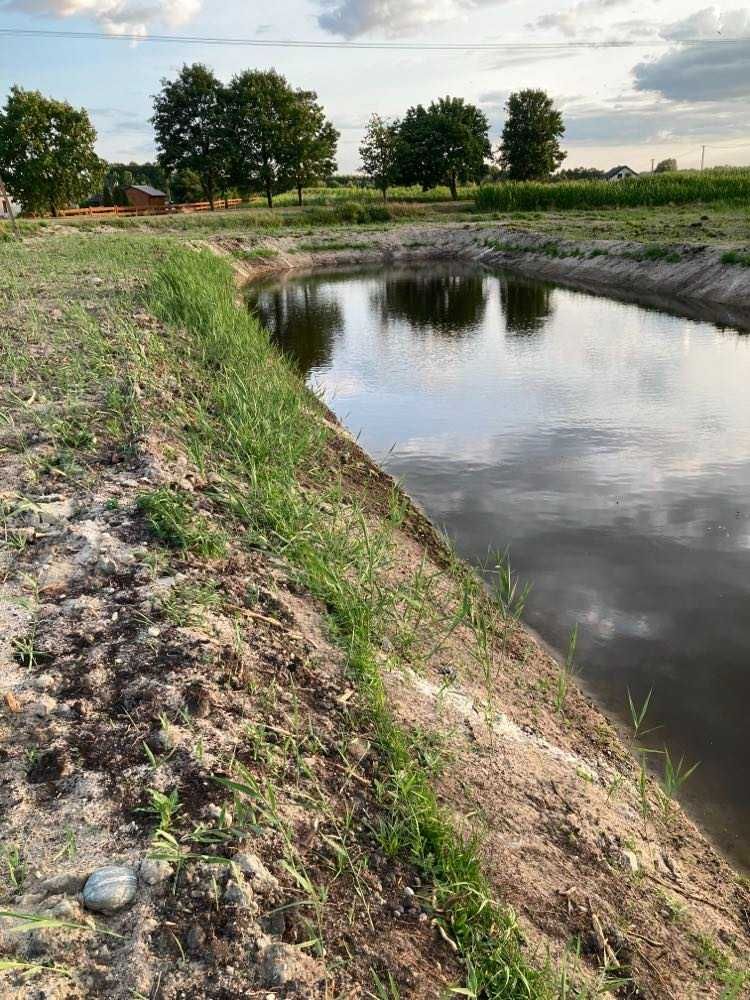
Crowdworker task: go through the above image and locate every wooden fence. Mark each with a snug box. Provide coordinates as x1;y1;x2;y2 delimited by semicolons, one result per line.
55;198;243;219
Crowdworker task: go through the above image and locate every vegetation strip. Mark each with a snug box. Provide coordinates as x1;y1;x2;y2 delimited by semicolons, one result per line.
146;247;553;997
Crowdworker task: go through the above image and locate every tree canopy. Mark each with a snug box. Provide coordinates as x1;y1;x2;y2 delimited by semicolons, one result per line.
152;64;228;209
655;158;678;173
359;114;400;200
0;87;103;216
226;70;338;208
499;89;566;181
285;90;339;206
396;97;490;199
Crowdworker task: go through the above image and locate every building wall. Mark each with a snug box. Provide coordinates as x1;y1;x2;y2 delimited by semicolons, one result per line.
125;189;166;210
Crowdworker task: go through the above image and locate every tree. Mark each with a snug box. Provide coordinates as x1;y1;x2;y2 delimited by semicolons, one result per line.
0;87;103;216
286;90;339;206
226;70;300;208
152;64;228;209
499;89;566;181
359;114;399;201
553;166;604;182
396;97;491;199
655;158;678;173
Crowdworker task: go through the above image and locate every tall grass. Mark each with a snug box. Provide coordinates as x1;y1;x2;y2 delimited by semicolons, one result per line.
148;248;554;998
475;169;750;212
268;184;477;207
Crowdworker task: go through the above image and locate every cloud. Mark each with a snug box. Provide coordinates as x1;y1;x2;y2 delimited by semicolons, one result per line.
1;0;201;35
527;0;633;38
317;0;507;39
634;8;750;101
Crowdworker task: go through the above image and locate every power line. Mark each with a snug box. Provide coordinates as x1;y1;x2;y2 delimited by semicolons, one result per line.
0;26;749;51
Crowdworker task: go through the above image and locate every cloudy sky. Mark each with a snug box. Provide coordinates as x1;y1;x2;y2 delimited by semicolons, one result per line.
1;0;749;172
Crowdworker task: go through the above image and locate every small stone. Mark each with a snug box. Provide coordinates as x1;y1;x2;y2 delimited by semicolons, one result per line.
83;866;138;914
27;696;56;718
621;849;639;873
259;942;322;990
224;880;253;907
34;674;56;692
44;897;80;920
232;853;278;891
347;737;370;762
98;556;118;576
186;924;206;954
138;859;173;886
403;886;415;899
392;907;404;918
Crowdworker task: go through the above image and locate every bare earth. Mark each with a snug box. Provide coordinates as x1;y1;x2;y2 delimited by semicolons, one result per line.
1;224;749;998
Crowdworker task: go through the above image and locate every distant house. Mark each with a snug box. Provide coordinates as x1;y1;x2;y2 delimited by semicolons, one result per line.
0;190;20;218
124;185;168;210
604;165;639;183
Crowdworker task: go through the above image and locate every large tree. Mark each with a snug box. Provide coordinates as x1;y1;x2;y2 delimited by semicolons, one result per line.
655;158;678;173
225;69;301;208
152;64;228;209
359;114;400;201
396;97;491;199
286;90;339;206
499;90;566;181
0;87;103;216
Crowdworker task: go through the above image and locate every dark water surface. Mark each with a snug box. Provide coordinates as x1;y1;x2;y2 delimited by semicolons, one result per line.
249;262;750;869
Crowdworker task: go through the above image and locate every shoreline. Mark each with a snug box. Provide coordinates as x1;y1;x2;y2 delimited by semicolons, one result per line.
1;227;748;998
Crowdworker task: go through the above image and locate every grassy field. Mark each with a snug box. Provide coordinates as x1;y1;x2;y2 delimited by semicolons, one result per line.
266;184;477;207
475;168;750;212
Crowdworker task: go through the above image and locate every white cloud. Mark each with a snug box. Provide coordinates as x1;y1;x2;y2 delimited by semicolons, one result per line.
527;0;633;38
1;0;201;34
317;0;508;39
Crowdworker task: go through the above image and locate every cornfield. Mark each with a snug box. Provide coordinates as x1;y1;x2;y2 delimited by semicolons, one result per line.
267;184;477;207
474;169;750;212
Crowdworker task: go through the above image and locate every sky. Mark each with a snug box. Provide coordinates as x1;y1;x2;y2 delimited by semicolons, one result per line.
1;0;749;173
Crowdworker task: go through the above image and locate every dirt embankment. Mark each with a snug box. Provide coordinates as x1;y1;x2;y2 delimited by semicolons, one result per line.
220;221;750;329
1;229;748;999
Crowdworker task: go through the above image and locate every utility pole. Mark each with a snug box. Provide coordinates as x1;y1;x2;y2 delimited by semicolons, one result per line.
0;175;19;239
701;145;706;171
650;158;655;173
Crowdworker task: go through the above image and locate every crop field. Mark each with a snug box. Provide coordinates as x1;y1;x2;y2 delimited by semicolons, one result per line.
266;183;477;206
475;169;750;212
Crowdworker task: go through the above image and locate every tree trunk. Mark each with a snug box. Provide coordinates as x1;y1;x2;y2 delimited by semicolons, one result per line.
297;183;303;208
449;171;458;201
266;180;273;209
381;184;388;203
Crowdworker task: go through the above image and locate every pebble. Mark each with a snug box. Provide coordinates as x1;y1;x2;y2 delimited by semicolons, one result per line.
621;849;639;873
186;925;206;954
27;696;56;718
224;880;254;908
232;852;278;891
83;866;138;914
138;858;174;886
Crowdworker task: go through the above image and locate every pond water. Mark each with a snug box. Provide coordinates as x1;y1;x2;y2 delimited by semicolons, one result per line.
249;262;750;870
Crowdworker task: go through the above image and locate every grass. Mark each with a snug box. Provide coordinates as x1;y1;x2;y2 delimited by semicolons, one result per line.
137;487;227;558
143;246;554;996
476;169;750;213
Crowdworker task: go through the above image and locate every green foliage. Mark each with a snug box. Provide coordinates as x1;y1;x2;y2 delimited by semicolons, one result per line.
359;114;400;201
475;168;750;212
152;63;229;208
396;96;491;199
655;158;678;173
498;89;566;181
0;86;104;215
137;487;227;558
285;89;339;206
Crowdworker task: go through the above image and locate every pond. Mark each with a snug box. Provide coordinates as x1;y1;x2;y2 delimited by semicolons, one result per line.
249;261;750;870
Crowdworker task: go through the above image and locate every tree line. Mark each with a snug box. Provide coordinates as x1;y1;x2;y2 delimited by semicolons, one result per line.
0;66;571;216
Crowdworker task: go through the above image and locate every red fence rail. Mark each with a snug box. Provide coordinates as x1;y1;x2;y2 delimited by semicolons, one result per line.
55;198;243;219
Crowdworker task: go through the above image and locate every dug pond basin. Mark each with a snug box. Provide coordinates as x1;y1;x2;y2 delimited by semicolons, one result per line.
248;261;750;871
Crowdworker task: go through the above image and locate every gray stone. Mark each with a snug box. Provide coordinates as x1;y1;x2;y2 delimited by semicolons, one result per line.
138;859;173;886
259;942;322;990
83;866;138;914
223;880;252;907
232;853;278;891
186;924;207;954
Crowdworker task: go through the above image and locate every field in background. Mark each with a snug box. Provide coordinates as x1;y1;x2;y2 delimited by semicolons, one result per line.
475;168;750;212
259;184;477;206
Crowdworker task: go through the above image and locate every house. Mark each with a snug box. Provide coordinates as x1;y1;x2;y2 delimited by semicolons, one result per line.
604;165;639;182
124;185;168;210
0;191;20;218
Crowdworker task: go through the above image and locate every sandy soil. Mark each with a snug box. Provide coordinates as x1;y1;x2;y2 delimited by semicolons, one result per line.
1;227;749;998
